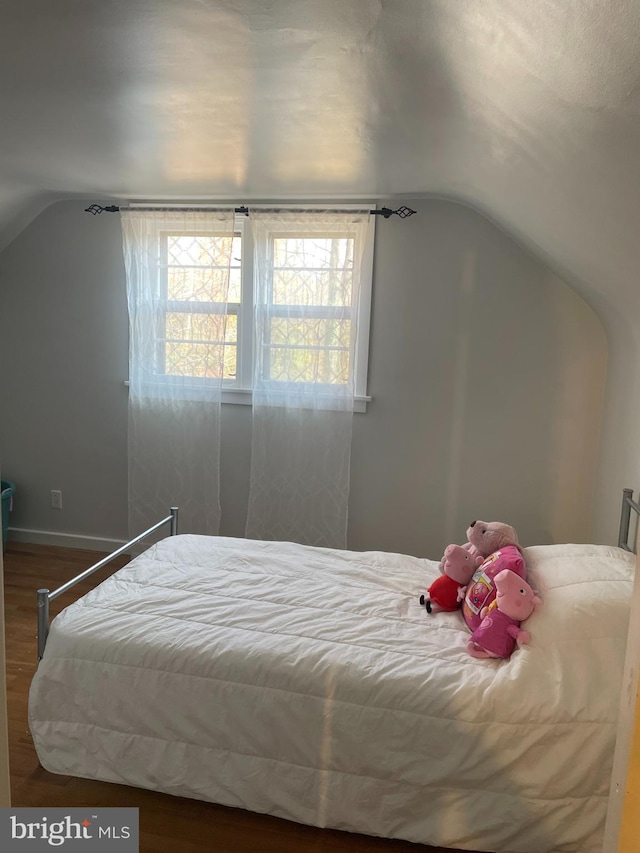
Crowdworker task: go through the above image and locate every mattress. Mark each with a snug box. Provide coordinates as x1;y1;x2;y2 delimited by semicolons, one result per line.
28;535;635;853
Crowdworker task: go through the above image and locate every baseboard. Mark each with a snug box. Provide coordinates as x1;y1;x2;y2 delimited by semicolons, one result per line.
7;526;128;553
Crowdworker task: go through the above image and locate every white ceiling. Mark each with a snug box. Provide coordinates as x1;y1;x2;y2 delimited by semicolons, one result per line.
2;0;640;316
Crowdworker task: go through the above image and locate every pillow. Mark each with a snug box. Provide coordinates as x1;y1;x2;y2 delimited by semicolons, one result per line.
462;544;526;632
521;543;634;647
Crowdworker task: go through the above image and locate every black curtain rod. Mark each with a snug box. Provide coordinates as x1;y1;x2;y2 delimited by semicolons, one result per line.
84;203;416;219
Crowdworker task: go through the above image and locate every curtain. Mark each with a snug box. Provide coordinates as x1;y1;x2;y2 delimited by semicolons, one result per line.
121;209;235;539
245;210;370;548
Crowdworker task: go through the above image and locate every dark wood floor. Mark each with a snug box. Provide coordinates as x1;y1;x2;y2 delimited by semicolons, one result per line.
3;541;478;853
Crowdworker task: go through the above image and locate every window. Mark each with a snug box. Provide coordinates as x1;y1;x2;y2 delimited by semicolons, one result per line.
151;207;374;410
160;229;242;382
261;234;358;386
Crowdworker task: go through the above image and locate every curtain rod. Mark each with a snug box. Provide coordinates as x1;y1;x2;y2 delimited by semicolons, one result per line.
84;203;416;219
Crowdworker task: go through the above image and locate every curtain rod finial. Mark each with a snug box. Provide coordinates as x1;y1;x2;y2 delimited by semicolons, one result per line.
85;204;120;215
371;206;417;219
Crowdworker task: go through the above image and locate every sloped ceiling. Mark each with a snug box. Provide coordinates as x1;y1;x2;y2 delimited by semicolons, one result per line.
2;0;640;316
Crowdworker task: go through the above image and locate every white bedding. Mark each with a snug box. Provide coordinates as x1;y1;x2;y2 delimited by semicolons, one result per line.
28;535;635;853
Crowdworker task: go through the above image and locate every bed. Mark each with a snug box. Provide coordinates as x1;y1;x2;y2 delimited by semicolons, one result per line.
28;492;640;853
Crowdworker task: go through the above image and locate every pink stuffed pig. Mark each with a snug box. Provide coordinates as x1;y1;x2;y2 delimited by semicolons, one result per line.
461;519;527;631
466;569;541;660
420;544;482;614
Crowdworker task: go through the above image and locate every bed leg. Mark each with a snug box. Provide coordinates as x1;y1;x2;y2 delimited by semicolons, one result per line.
37;589;50;662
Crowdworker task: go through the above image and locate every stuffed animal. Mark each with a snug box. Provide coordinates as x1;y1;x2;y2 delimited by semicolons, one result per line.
438;520;519;571
420;544;482;613
465;519;521;559
461;519;527;632
467;569;541;660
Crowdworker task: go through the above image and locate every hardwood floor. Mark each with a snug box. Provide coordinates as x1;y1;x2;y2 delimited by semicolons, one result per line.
3;541;477;853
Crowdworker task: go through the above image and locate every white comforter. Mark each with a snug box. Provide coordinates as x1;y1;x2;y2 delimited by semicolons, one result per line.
29;535;635;853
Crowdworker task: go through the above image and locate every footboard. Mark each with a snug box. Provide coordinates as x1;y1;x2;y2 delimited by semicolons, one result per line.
36;507;179;661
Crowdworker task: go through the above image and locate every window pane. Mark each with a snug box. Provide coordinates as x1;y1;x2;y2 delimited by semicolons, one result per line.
273;237;353;269
166;232;241;303
270;317;351;349
268;345;350;385
167;234;233;267
166;342;236;379
228;266;241;304
168;268;233;302
228;234;242;303
272;269;353;307
165;313;237;379
166;312;236;343
272;236;354;307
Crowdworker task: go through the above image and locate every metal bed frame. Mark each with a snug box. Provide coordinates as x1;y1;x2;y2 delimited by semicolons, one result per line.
36;507;179;661
618;488;640;553
33;488;639;663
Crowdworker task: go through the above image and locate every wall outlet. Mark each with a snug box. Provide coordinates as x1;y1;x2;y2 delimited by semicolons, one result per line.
51;490;62;510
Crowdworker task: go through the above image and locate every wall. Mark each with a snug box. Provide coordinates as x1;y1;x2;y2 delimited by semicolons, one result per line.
0;205;129;544
0;198;607;557
591;312;640;549
348;201;607;554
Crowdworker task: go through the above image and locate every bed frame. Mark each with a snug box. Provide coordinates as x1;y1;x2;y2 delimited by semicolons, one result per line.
34;488;639;662
36;507;179;661
618;488;640;553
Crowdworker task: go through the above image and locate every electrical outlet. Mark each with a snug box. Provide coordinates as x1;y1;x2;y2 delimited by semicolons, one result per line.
51;490;62;510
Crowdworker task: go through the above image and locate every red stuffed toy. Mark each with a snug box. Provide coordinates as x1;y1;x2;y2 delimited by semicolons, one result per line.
420;544;482;613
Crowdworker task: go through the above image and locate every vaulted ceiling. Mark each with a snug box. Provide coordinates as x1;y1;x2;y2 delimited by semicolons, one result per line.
2;1;640;318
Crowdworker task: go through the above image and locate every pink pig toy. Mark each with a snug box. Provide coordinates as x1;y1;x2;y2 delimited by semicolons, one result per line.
466;569;541;660
420;544;482;614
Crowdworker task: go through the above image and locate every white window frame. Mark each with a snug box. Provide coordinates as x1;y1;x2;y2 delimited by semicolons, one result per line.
130;203;375;412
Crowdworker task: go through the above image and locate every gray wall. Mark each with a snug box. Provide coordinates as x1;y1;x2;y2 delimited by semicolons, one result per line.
0;199;606;556
0;204;129;542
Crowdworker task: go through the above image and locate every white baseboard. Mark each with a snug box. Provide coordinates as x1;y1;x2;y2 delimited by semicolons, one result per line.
7;526;127;553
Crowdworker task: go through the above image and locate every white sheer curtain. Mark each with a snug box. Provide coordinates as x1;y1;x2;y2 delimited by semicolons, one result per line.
121;209;235;539
245;210;370;548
